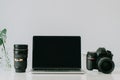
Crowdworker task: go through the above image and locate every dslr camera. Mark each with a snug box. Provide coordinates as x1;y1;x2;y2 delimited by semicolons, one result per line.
86;48;115;74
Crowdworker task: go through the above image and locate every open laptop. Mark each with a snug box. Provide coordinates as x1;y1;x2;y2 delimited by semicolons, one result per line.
32;36;84;74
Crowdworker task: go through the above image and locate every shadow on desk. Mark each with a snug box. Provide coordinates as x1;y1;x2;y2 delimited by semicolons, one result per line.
13;73;27;80
86;73;113;80
31;74;85;80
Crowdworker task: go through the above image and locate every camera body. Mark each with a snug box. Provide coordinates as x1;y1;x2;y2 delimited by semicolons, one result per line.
86;48;115;74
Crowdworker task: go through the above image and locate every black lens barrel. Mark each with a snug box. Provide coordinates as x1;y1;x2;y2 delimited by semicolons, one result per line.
98;57;115;74
14;44;28;72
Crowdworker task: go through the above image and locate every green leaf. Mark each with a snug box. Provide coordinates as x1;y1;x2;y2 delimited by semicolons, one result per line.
0;28;7;38
2;29;7;34
0;28;7;46
0;38;3;46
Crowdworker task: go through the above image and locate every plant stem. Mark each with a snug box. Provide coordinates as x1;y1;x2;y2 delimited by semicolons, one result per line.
2;42;11;68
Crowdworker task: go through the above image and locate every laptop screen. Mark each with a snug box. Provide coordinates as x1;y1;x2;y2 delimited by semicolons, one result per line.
32;36;81;69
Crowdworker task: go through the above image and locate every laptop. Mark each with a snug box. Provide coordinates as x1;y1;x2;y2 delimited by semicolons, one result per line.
32;36;84;74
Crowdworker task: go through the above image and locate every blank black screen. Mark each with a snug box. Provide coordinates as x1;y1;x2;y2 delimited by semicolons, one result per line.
32;36;81;69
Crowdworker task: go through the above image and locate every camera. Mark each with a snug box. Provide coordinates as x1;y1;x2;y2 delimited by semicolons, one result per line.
86;48;115;74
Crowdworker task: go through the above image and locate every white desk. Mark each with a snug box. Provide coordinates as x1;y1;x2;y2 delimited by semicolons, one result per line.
1;54;119;80
0;69;120;80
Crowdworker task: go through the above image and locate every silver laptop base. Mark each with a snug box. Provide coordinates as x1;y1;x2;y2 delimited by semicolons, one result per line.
31;69;85;74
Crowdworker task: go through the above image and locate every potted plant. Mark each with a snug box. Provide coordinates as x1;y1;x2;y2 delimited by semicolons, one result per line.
0;28;11;70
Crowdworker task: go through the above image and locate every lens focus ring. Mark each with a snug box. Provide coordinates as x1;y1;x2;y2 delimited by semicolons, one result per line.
98;57;115;74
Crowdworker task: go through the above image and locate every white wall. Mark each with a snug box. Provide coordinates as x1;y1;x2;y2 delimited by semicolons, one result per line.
0;0;120;69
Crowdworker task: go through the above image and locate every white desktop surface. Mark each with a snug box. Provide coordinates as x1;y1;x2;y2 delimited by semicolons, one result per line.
0;54;119;80
0;69;120;80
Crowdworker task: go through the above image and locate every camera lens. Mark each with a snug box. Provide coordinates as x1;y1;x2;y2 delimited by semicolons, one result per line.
14;44;28;72
98;57;115;74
